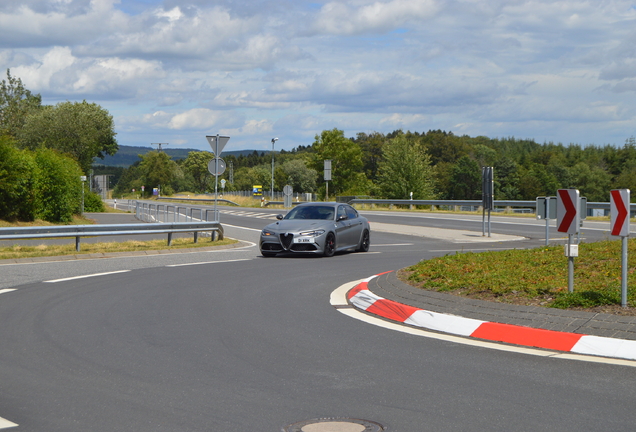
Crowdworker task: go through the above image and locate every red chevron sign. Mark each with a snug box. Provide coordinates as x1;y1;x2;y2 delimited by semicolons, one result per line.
557;189;579;234
610;189;630;237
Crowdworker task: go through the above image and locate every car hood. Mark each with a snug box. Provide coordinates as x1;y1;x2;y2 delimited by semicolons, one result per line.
263;219;333;233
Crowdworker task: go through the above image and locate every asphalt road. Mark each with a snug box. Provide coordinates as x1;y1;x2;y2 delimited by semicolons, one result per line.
0;206;634;431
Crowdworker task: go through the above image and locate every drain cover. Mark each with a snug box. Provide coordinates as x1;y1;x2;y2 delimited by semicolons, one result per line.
283;417;385;432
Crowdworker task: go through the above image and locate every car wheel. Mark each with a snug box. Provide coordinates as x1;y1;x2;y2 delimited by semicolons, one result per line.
261;251;277;257
323;232;336;257
356;230;370;252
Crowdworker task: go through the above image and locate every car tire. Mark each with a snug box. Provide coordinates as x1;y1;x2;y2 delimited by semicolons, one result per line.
323;232;336;257
356;229;370;252
261;251;277;257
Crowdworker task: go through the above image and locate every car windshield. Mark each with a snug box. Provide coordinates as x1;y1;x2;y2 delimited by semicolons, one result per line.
284;205;335;220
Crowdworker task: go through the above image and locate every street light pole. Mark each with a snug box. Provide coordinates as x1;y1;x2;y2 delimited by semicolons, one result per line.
271;137;278;201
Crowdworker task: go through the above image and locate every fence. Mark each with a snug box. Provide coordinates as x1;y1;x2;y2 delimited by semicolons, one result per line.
0;201;223;252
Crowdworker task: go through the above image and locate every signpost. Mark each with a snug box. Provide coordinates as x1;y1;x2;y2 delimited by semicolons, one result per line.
324;160;332;201
536;196;556;246
206;135;230;219
283;185;293;208
611;189;631;307
482;167;493;237
557;189;580;293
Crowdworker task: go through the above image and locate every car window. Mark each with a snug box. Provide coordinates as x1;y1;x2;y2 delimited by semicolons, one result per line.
337;205;347;220
345;205;358;219
285;206;334;220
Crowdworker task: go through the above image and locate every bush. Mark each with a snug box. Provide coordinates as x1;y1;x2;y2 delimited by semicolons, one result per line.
0;137;40;221
83;190;105;212
34;148;83;223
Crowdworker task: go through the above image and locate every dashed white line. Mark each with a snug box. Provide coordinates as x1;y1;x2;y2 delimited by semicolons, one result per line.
166;258;252;267
373;243;414;246
0;289;16;295
44;270;131;283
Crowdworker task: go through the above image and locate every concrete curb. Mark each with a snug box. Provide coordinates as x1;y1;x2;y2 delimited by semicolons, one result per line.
347;273;636;362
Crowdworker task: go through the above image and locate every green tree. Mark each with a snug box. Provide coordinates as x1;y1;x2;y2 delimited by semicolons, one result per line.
0;69;42;138
18;100;118;173
310;128;369;197
281;159;317;193
448;156;481;199
569;162;611;202
182;151;214;193
138;151;179;196
377;135;435;199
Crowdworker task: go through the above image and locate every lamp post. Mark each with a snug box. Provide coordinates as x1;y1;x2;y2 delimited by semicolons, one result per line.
271;137;278;201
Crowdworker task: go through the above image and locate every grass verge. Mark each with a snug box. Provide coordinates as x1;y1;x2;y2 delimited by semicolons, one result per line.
401;238;636;315
0;237;238;260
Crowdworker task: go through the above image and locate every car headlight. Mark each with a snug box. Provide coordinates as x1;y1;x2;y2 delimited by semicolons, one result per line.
298;229;325;237
261;229;276;236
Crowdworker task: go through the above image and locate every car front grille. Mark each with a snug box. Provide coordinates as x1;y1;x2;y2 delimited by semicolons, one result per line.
280;233;293;250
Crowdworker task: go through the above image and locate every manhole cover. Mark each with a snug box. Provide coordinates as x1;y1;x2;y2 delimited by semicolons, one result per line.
283;417;385;432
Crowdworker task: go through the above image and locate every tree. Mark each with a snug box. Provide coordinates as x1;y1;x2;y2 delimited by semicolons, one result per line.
310;128;369;197
138;151;179;196
0;69;42;138
377;135;435;199
281;159;317;193
448;156;481;199
18;100;118;173
182;151;214;193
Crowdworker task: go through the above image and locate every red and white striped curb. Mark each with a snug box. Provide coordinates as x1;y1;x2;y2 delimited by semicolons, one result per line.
347;273;636;362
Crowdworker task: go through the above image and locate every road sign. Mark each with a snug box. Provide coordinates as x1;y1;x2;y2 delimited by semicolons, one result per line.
536;197;557;220
205;135;230;156
208;158;226;176
556;189;579;234
324;160;332;181
482;167;493;210
611;189;630;237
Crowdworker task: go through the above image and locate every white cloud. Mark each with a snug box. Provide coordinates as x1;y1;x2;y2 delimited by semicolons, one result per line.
312;0;439;35
1;0;636;151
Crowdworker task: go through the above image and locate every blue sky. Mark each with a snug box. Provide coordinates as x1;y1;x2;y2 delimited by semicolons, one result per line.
1;0;636;153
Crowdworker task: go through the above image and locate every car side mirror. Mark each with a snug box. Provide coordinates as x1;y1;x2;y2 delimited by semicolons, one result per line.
337;215;348;222
276;214;283;220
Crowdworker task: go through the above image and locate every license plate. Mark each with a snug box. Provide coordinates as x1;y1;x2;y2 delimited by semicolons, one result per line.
293;237;313;243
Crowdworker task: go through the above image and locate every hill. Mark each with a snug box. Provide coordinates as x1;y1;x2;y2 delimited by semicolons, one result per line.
94;145;261;167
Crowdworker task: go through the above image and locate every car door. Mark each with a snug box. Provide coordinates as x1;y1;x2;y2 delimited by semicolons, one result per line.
344;204;364;246
335;205;353;248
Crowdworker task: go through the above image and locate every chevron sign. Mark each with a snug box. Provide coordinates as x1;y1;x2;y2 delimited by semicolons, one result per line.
556;189;580;234
610;189;630;237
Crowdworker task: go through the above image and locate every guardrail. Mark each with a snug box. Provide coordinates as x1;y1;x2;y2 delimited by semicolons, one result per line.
0;201;223;252
347;199;618;212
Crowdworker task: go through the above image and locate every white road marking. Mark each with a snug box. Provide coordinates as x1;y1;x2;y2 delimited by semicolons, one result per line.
373;243;414;246
222;223;262;232
165;258;252;267
0;416;18;428
0;289;16;295
330;282;636;368
44;270;131;283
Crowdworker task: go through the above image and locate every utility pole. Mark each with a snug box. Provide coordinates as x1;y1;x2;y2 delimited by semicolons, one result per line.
271;138;278;200
151;143;169;152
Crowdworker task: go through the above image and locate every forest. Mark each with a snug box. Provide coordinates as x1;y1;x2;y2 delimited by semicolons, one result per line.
112;128;636;203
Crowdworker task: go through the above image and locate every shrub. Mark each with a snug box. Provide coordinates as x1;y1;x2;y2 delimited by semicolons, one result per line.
83;190;105;212
0;137;40;221
34;148;82;222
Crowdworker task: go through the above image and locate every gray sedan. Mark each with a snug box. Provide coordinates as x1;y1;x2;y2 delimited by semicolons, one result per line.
259;202;371;257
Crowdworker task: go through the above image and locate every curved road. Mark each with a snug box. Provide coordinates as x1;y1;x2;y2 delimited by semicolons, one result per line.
0;207;634;431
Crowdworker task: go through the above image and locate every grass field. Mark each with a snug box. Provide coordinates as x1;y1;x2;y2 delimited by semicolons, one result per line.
402;238;636;315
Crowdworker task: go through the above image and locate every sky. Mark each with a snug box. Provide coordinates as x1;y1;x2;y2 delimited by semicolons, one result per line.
1;0;636;153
